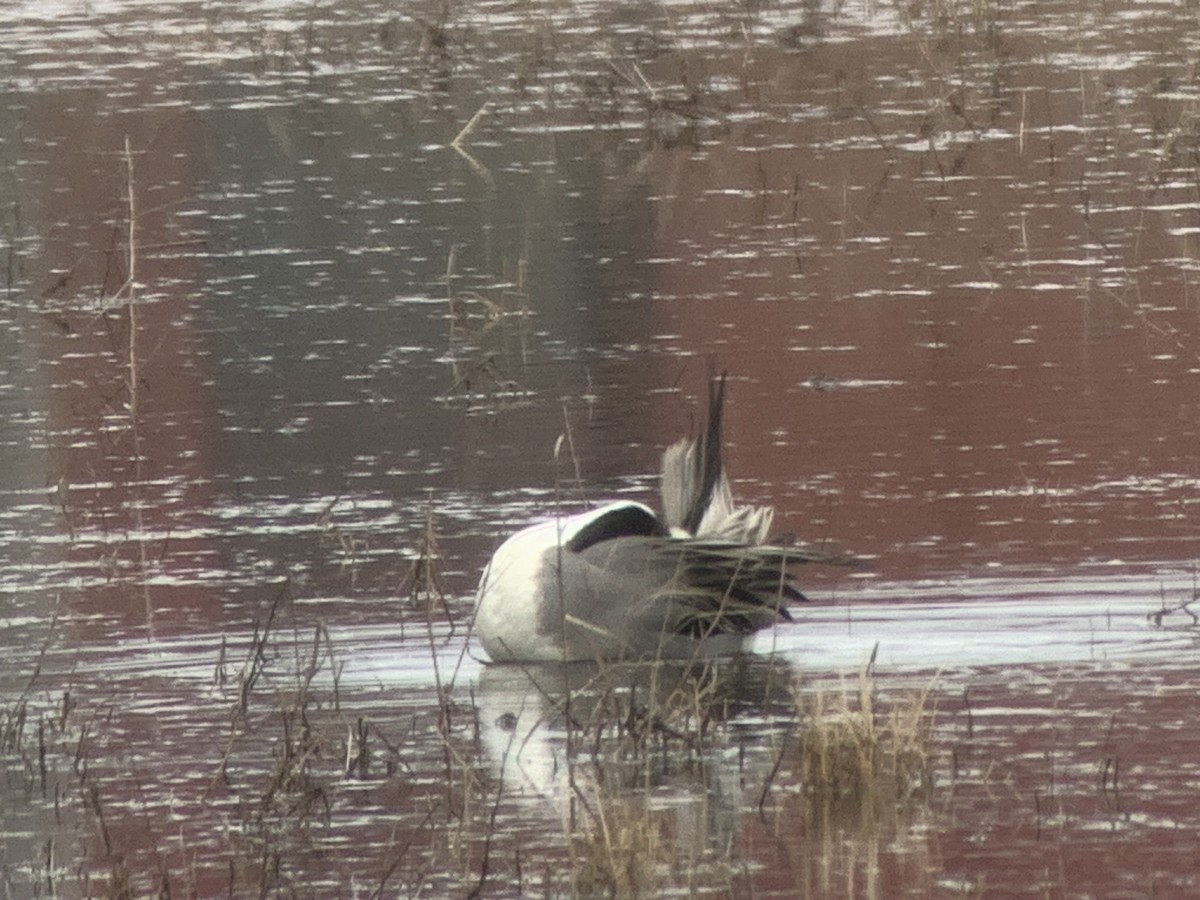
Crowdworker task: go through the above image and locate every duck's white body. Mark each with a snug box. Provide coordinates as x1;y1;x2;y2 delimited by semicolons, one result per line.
473;511;621;663
474;376;842;663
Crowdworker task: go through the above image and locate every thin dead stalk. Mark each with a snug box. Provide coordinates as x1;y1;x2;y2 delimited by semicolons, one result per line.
465;727;515;898
122;136;138;428
451;100;491;149
118;136;154;632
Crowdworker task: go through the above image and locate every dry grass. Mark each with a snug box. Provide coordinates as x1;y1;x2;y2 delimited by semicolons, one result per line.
789;651;937;823
570;791;665;898
543;653;939;898
1;587;940;899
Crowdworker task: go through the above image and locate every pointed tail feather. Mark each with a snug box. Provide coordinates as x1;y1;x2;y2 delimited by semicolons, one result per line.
661;371;740;537
683;372;727;535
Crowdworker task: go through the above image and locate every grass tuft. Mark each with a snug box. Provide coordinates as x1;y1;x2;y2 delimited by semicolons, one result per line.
792;653;937;812
571;792;663;899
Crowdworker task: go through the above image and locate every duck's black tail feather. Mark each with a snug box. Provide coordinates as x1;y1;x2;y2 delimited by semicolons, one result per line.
681;371;728;535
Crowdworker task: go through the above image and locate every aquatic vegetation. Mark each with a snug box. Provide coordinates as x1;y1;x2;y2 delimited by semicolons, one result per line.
790;651;937;812
6;0;1200;896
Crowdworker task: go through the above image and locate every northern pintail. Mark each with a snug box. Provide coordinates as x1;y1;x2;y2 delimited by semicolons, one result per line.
474;375;847;662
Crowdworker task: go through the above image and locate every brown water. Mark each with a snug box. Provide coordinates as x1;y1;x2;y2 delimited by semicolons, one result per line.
3;0;1200;896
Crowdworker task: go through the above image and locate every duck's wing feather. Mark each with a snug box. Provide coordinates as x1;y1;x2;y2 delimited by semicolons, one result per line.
569;536;847;640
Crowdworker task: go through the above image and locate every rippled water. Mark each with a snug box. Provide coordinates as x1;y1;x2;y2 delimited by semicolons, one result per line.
4;0;1200;896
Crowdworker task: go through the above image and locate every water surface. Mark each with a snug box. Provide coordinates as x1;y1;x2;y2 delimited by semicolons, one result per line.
4;0;1200;896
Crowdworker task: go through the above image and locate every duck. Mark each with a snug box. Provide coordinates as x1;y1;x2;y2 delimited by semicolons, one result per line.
473;374;847;663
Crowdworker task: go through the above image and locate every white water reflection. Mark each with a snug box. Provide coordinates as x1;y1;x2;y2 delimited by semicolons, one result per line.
13;579;1190;695
767;591;1197;671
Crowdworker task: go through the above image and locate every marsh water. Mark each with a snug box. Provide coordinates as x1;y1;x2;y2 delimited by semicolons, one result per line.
4;0;1200;896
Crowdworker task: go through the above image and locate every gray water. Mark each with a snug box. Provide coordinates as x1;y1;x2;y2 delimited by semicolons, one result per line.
4;0;1200;896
